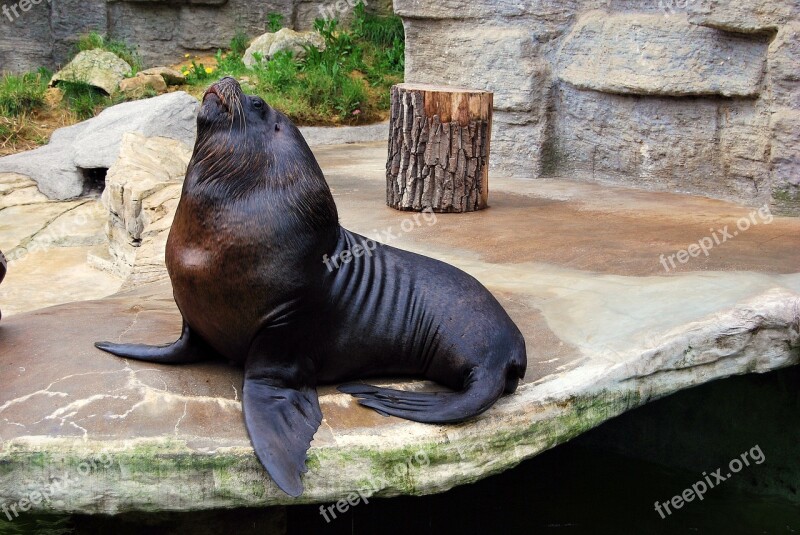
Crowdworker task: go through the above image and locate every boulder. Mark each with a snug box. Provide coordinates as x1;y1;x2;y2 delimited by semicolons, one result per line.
140;66;188;86
119;73;169;96
50;49;132;95
0;92;199;200
242;28;325;67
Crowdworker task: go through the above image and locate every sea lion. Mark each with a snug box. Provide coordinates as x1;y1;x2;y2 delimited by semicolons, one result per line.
0;250;5;320
95;77;527;497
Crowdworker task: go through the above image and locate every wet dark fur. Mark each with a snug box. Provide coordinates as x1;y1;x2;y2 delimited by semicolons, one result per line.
96;77;527;497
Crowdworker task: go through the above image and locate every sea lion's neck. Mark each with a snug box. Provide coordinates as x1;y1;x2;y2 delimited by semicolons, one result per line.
184;128;339;228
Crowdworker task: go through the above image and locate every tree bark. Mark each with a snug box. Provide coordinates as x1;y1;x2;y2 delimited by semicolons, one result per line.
386;83;493;213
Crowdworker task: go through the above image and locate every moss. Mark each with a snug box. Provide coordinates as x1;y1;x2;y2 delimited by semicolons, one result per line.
0;389;645;512
772;189;798;203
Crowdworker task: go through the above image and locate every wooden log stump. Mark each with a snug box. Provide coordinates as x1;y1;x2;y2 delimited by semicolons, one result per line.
386;83;493;213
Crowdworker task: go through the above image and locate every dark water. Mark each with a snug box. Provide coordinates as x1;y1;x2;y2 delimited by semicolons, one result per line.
3;367;799;535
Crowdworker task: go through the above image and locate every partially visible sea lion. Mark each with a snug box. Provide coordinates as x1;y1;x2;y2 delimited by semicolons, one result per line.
0;250;5;320
95;77;527;497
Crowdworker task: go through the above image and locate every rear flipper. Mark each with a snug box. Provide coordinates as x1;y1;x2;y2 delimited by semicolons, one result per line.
338;367;506;425
95;320;217;364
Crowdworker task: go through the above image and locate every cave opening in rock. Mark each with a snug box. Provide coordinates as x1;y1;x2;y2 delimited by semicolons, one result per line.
79;167;108;197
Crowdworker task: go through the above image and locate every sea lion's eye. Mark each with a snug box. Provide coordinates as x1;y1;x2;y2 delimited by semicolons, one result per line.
253;99;264;110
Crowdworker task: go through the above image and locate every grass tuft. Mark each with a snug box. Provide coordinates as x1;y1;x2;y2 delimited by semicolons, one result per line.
0;70;50;117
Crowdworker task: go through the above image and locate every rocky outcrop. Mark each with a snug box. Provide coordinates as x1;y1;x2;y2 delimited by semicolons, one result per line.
242;28;325;67
399;1;800;215
119;73;169;97
0;92;198;200
50;49;133;95
0;173;122;316
140;67;187;86
93;133;191;287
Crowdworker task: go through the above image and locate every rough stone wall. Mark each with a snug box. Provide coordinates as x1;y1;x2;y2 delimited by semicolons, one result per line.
397;0;800;215
0;0;391;73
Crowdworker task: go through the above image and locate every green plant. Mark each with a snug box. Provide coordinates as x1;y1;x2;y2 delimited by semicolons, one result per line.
58;80;109;120
254;50;300;88
267;12;284;32
377;37;404;74
333;75;366;118
75;31;104;52
215;49;247;77
313;18;360;65
352;2;404;48
350;2;404;76
0;71;49;117
184;60;216;83
229;30;250;58
75;31;142;74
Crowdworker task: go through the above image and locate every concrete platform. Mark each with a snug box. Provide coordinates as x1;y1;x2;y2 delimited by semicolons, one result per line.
0;142;798;515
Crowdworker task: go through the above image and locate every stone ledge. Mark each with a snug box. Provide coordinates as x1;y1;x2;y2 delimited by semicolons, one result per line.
2;143;799;514
687;0;798;34
0;287;796;513
558;11;768;98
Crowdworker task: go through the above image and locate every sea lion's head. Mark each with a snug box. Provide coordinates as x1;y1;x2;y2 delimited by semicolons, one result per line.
187;77;337;228
190;77;326;192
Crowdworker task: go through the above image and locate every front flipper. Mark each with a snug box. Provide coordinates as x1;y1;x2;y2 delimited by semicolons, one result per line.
243;333;322;497
95;320;216;364
243;379;321;497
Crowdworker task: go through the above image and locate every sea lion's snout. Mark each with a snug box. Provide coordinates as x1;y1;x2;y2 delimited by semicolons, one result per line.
203;85;223;106
201;77;244;116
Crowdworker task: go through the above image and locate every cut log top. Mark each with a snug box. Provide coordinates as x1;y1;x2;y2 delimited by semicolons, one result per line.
394;83;493;127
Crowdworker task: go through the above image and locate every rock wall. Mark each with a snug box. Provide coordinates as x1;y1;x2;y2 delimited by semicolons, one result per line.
0;0;392;73
397;0;800;215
